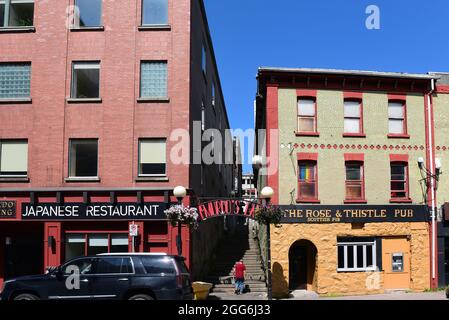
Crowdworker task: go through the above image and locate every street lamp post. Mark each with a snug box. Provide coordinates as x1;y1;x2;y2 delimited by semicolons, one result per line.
173;186;187;256
261;186;274;300
417;157;442;288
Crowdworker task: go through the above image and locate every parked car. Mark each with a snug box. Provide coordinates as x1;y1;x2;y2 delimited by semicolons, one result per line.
0;253;193;301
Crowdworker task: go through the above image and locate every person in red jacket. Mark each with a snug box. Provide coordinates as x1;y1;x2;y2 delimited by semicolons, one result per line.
234;260;246;295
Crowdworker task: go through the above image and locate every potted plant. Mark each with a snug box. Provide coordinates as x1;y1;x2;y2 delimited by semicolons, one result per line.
254;204;283;227
164;204;199;229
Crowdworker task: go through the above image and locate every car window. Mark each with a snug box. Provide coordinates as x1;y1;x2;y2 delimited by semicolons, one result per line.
62;258;94;275
175;258;189;274
140;256;176;275
96;257;133;274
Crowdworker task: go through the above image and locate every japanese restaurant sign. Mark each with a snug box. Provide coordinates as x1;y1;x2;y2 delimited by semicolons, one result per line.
21;203;167;220
280;205;429;224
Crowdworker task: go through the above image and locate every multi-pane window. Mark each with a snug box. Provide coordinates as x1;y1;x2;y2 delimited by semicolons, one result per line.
0;0;34;27
337;239;377;272
65;233;129;261
388;101;406;135
345;162;364;200
73;0;102;28
297;98;317;133
0;140;28;176
69;139;98;177
71;62;100;99
390;163;408;199
298;161;317;200
139;139;166;176
142;0;168;25
140;61;167;98
0;63;31;99
344;100;362;134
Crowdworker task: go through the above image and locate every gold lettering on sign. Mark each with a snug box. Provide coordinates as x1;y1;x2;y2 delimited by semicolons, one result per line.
394;209;413;218
0;201;15;217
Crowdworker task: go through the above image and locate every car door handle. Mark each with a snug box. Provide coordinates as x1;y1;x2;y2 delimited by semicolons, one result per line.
118;278;129;281
80;279;89;283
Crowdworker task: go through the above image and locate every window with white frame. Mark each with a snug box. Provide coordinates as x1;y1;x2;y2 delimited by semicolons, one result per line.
344;99;362;134
71;62;100;99
388;101;406;134
140;61;167;98
73;0;102;28
0;0;34;27
0;140;28;177
337;238;377;272
141;0;168;26
138;139;166;176
0;63;31;99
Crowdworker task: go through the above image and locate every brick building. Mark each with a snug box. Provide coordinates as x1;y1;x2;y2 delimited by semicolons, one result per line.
254;67;445;296
0;0;234;287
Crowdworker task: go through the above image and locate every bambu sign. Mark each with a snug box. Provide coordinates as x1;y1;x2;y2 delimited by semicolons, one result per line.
280;205;429;224
0;201;16;218
21;203;166;220
197;199;258;221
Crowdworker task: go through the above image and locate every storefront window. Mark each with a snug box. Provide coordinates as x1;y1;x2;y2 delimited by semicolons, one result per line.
65;233;129;261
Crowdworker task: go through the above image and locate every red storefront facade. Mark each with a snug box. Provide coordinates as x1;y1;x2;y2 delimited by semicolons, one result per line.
0;0;233;287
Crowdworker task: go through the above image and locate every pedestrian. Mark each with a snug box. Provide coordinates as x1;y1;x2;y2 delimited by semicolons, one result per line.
234;259;246;295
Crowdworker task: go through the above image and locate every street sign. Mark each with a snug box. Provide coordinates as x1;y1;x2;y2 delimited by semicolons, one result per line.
129;223;138;237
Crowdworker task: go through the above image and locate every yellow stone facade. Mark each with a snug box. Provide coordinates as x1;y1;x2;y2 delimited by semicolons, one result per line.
270;222;430;298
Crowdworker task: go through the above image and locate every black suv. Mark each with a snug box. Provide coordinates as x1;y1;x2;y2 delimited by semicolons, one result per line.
0;253;193;300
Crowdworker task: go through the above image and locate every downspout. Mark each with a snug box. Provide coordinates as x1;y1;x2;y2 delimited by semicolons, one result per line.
426;78;437;287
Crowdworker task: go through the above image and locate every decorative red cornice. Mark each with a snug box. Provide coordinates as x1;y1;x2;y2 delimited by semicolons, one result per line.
344;153;364;162
389;154;409;162
436;85;449;93
297;152;318;161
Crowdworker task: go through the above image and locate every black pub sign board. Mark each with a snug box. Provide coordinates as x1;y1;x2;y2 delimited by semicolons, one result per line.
21;203;167;221
0;201;16;218
280;205;429;224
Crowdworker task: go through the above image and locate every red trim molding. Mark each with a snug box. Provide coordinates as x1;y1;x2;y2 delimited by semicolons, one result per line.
389;198;413;203
344;153;364;162
389;154;409;162
344;199;368;204
387;134;410;139
388;93;407;101
436;85;449;93
297;152;318;161
296;199;321;204
295;131;320;137
343;133;366;138
343;91;363;99
297;89;317;97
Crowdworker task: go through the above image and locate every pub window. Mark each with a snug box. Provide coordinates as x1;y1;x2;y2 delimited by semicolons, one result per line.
138;139;166;176
298;161;317;200
140;61;167;98
142;0;168;26
71;62;100;99
0;140;28;177
297;98;317;133
388;101;407;135
69;139;98;178
345;162;365;200
73;0;102;28
0;63;31;99
344;99;363;134
0;0;34;28
390;162;409;200
337;239;377;272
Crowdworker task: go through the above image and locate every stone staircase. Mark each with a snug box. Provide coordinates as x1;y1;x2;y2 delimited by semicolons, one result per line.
205;225;267;294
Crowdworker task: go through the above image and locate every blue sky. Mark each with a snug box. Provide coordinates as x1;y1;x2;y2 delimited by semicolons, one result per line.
204;0;449;173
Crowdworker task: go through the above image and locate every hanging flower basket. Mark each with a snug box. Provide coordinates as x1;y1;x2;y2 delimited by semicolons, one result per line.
164;205;199;229
254;205;283;227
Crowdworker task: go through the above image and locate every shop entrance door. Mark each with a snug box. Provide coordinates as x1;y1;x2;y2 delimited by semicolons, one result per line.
4;230;43;279
382;237;411;290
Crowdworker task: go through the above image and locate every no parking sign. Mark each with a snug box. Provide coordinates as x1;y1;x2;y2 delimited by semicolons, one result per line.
129;223;138;237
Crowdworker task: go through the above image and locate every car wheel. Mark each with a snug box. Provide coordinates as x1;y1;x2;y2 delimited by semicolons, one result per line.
13;293;39;301
128;294;154;301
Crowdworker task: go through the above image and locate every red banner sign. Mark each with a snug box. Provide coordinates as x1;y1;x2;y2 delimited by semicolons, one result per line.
197;199;259;221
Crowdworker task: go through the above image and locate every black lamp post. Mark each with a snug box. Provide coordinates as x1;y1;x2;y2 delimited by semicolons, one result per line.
173;186;187;256
260;186;274;300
